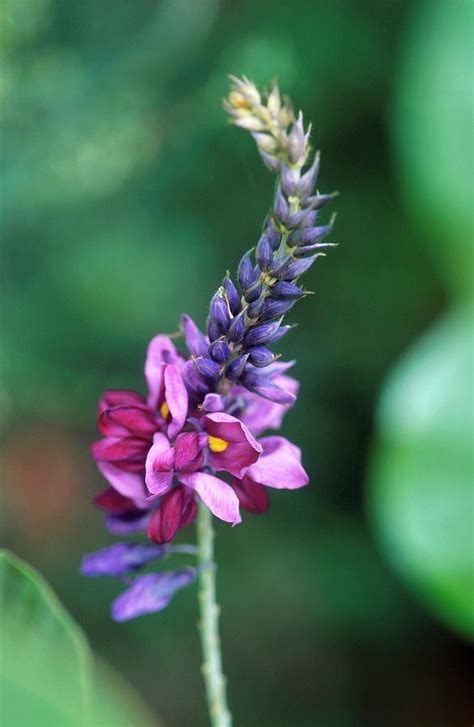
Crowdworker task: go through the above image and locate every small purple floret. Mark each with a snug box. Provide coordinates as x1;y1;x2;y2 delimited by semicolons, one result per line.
112;568;198;621
81;543;166;577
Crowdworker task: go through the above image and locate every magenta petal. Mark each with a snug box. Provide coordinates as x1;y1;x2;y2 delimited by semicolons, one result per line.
245;436;309;489
204;413;262;478
145;335;180;410
232;476;269;513
164;364;188;440
179;472;241;524
98;389;148;417
99;406;157;437
91;436;148;463
145;433;174;496
96;461;147;507
174;431;204;471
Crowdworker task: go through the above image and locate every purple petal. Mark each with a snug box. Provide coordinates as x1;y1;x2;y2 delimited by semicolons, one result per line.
81;543;165;577
242;371;297;405
106;511;150;535
112;569;197;621
181;314;209;357
164;364;188;439
96;461;148;508
245;436;309;489
202;393;226;412
145;335;180;410
145;432;174;496
236;374;299;436
179;471;241;524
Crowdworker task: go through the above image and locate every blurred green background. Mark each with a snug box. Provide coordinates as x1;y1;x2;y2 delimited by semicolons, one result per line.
1;0;473;725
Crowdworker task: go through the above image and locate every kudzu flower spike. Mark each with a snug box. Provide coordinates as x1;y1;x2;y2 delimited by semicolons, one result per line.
82;76;337;727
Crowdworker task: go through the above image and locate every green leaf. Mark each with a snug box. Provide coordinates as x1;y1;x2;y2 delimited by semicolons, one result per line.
0;550;156;726
369;306;474;639
394;0;474;301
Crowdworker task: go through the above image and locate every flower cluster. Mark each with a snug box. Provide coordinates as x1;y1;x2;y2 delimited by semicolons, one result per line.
81;77;336;620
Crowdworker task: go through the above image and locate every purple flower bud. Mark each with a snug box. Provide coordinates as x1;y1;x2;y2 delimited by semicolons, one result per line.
206;316;221;343
276;255;318;281
272;280;305;300
265;324;293;345
210;339;230;363
306;191;339;209
287;208;317;230
274;188;289;222
287;112;306;164
256;234;273;270
202;393;226;412
293;222;333;246
294;244;334;258
296;152;320;196
247;346;275;367
193;356;222;382
264;223;281;250
226;354;249;380
259;298;295;320
243;282;262;304
112;568;198;622
244;319;282;347
182;360;210;395
268;253;291;275
81;543;165;577
106;512;150;535
258;148;280;172
148;487;197;544
227;312;246;342
247;298;263;319
280;164;297;196
223;276;241;315
210;292;231;333
181;314;209;357
238;251;258;291
241;371;297;405
271;281;305;299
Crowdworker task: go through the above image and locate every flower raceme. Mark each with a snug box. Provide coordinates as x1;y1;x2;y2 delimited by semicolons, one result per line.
82;76;335;622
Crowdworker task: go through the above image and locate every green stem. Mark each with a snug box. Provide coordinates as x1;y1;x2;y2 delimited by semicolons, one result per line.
197;501;232;727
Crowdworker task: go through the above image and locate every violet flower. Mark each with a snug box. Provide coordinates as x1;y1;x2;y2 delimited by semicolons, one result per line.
82;76;337;727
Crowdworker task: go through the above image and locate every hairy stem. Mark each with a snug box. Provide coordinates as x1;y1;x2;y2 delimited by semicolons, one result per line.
197;501;232;727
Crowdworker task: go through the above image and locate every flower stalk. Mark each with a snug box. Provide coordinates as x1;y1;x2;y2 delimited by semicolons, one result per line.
197;500;232;727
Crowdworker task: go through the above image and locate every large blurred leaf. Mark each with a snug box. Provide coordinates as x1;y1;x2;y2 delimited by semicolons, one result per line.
369;307;474;639
394;0;473;300
0;550;156;726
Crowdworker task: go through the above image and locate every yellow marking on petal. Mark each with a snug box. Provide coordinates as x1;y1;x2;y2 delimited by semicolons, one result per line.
160;401;170;419
208;435;229;453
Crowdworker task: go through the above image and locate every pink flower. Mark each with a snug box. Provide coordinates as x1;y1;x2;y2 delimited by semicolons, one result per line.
144;411;262;525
